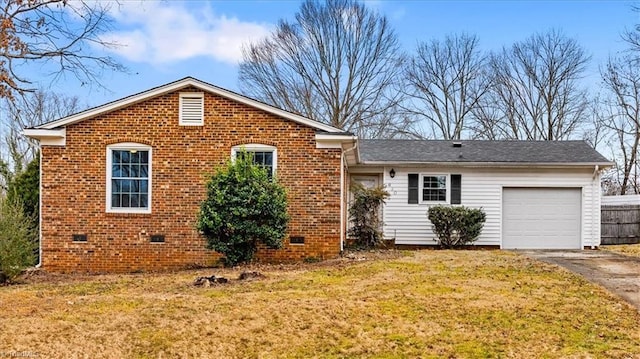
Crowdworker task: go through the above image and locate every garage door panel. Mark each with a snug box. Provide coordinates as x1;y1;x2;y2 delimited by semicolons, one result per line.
502;188;581;249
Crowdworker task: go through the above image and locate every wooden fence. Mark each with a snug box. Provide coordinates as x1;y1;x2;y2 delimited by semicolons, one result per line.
601;205;640;245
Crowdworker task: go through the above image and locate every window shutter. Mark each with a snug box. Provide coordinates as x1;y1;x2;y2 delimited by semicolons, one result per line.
179;93;204;125
408;173;419;204
451;174;462;204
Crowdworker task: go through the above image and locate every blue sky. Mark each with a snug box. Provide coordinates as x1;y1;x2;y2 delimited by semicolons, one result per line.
42;0;639;108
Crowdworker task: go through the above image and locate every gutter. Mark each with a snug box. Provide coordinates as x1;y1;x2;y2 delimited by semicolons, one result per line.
36;151;42;268
358;160;616;168
340;141;358;253
591;165;600;249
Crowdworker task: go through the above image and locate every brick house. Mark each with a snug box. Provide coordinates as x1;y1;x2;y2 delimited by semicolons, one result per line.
25;77;612;273
25;77;357;272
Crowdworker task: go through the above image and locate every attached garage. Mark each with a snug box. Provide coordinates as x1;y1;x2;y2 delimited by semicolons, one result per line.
502;188;582;249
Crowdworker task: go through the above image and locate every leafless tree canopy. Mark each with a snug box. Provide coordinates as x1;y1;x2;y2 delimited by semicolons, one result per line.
0;91;80;192
0;91;80;171
403;33;490;140
474;30;590;140
599;56;640;194
239;0;414;138
0;0;124;98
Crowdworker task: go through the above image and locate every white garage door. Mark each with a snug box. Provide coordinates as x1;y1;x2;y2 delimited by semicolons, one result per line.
502;188;581;249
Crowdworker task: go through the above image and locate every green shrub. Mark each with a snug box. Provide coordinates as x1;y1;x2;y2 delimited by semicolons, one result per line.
348;183;389;248
6;154;40;220
196;151;289;266
0;196;37;283
427;205;486;248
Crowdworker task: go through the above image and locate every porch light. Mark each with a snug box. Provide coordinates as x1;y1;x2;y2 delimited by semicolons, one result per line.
389;168;396;178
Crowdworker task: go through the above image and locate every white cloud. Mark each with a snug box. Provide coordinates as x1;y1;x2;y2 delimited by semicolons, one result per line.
99;1;271;65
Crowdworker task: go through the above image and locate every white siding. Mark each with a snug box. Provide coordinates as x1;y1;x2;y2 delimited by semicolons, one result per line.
380;166;600;248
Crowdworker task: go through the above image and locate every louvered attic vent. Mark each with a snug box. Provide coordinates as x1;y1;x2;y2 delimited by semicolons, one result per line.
179;92;204;126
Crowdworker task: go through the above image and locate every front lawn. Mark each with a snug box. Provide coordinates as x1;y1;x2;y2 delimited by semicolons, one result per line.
1;250;639;358
601;243;640;258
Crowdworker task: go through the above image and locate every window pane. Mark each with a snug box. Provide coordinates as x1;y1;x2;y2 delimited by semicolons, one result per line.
121;180;131;193
113;151;121;164
254;152;264;164
130;194;139;208
120;151;130;163
121;194;130;207
130;164;139;177
140;194;148;207
140;164;148;177
112;179;121;193
112;194;120;207
120;165;129;177
264;152;273;165
140;151;148;164
140;180;148;194
131;180;140;193
130;151;139;164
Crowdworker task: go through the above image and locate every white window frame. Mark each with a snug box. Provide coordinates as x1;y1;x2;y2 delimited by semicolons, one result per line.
179;92;204;126
420;173;450;204
106;143;152;214
231;144;277;176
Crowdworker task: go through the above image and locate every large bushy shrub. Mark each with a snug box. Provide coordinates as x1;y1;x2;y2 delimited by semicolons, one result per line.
0;197;37;283
427;205;486;248
196;152;289;266
348;183;389;248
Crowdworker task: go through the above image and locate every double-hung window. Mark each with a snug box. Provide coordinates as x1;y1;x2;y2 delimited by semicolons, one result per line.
408;173;461;205
231;144;277;177
106;143;152;213
422;175;447;202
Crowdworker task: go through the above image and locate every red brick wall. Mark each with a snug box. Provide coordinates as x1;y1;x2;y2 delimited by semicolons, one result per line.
40;87;343;273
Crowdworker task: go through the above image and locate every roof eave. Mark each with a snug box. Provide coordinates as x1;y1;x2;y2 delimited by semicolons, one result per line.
315;133;357;149
358;160;616;168
23;128;66;146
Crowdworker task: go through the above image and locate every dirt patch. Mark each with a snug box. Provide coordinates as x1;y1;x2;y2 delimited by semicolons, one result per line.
521;250;640;311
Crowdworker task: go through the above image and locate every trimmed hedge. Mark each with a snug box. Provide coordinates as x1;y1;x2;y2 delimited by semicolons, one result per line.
427;205;486;248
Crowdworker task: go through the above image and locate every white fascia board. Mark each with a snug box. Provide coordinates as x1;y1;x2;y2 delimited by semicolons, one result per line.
315;133;357;149
36;77;343;133
359;160;616;168
23;128;66;146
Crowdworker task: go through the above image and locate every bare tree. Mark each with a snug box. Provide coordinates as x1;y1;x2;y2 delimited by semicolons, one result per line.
581;97;611;149
0;0;124;98
403;33;490;139
0;91;80;187
474;30;590;140
239;0;413;138
600;56;640;194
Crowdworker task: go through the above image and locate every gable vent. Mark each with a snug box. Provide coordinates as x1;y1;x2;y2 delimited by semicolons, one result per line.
179;93;204;126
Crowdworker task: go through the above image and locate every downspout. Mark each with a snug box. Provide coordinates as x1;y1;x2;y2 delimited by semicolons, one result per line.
340;141;358;253
591;165;599;250
36;150;42;267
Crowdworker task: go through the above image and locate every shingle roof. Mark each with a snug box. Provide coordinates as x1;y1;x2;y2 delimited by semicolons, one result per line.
359;139;612;165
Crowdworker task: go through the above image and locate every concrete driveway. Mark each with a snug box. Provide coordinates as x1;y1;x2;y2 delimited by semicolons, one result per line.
519;250;640;310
